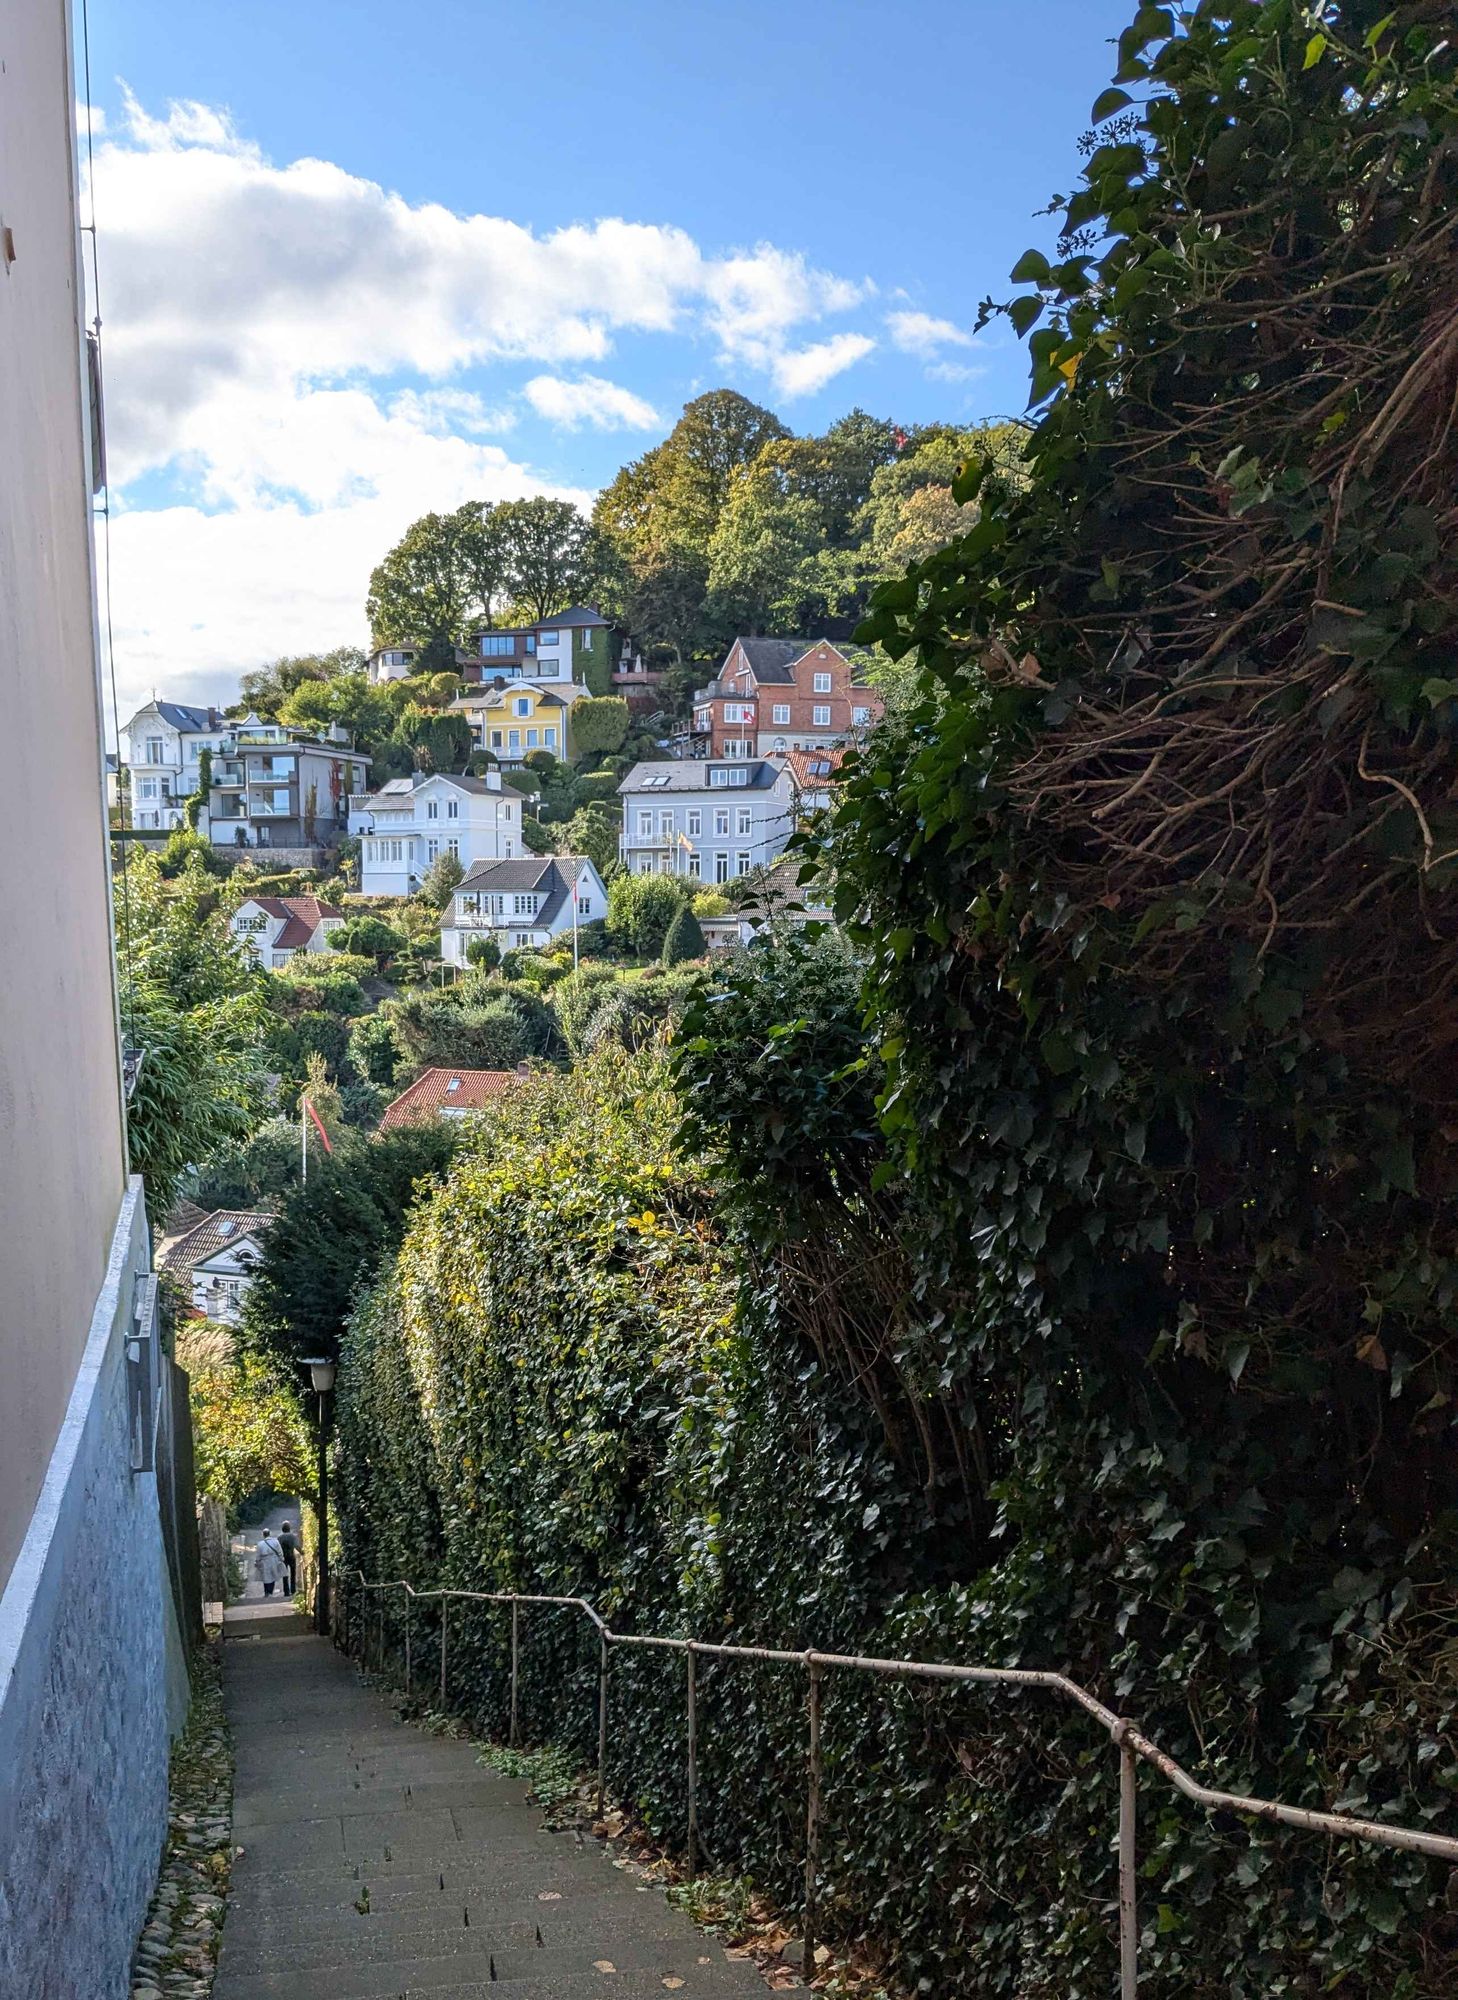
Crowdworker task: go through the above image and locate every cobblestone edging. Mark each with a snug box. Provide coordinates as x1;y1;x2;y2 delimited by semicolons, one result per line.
130;1641;233;2000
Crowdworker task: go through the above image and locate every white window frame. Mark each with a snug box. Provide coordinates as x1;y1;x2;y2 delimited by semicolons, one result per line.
813;671;832;694
735;851;751;877
772;704;791;725
812;705;832;728
638;809;653;836
736;806;752;836
714;852;729;883
686;810;702;837
714;808;729;836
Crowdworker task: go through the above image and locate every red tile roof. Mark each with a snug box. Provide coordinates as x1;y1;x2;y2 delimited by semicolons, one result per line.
378;1067;521;1131
776;746;845;790
237;894;343;951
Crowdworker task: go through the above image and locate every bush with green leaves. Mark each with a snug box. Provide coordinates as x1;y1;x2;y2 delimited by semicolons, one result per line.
660;903;706;966
347;1012;404;1088
419;850;465;908
330;916;407;968
465;935;501;971
268;952;373;1017
605;870;689;957
568;695;629;762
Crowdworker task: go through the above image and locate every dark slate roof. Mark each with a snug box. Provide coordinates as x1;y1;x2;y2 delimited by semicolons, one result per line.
618;760;784;793
357;771;500;809
536;605;608;629
454;855;595;925
155;701;224;732
727;638;813;685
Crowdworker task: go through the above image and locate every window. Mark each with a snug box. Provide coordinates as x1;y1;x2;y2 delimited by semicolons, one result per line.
447;837;460;858
688;852;702;878
725;702;753;724
544;726;557;750
714;852;729;883
145;737;164;764
525;635;535;653
508;729;521;751
686;810;702;837
852;705;870;725
514;697;531;717
481;634;516;657
426;838;439;861
729;767;749;786
735;851;751;877
513;894;536;914
772;704;790;725
736;807;752;836
709;768;729;787
526;728;539;748
812;705;832;727
773;737;786;753
659;810;674;837
714;808;729;836
447;799;459;819
638;810;653;836
139;778;157;801
490;730;503;749
426;801;438;820
813;671;832;694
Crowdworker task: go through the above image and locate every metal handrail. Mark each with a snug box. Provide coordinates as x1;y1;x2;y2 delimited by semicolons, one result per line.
340;1570;1458;1996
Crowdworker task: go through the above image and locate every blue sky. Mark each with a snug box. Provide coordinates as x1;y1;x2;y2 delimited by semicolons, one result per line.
82;0;1133;711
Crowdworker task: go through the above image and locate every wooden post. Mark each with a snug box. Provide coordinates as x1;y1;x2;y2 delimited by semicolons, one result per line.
686;1643;699;1882
510;1599;520;1747
804;1655;823;1973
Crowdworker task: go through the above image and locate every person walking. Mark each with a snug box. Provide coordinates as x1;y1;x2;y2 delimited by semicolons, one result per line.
277;1521;299;1597
254;1528;286;1599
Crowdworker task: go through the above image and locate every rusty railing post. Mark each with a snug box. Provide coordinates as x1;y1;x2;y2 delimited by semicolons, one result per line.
440;1594;449;1706
597;1633;610;1820
804;1653;823;1973
686;1642;699;1882
404;1588;412;1696
510;1598;520;1747
1117;1724;1138;1998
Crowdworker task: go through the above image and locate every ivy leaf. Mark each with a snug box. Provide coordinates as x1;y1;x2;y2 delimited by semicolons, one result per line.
1303;32;1327;68
1091;86;1133;122
1010;248;1052;285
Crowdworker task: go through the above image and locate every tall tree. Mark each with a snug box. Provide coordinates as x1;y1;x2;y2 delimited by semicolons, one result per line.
494;497;598;622
366;510;474;648
234;647;366;721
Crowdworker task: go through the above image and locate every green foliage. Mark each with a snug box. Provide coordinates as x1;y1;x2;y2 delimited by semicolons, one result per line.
265;1007;353;1094
267;954;371;1018
383;982;557;1071
158;827;221;877
465;935;501;971
418;850;465;908
118;854;269;1211
606;871;689;956
244;1121;460;1376
347;1011;404;1087
518;813;556;856
232;646;367;723
397;705;472;776
330;916;406;969
660;902;706;966
568;695;630;762
178;1327;313;1505
562;803;621;880
189;1116;302;1208
573;769;621;806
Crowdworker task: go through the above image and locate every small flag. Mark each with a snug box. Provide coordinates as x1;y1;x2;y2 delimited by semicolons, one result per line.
303;1096;333;1154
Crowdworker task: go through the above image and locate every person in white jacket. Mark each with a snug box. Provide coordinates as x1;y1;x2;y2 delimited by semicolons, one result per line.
254;1530;286;1599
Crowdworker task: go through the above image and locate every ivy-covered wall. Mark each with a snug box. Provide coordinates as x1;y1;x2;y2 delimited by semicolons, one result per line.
336;1033;1457;1998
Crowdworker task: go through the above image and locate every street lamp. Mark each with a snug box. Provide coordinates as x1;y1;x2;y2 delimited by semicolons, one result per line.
300;1357;337;1635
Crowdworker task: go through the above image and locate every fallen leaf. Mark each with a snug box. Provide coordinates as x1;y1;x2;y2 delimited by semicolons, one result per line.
593;1960;617;1974
663;1981;685;1991
536;1892;562;1902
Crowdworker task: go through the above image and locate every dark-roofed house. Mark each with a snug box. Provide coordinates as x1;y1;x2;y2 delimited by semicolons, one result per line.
378;1067;522;1132
120;697;232;830
674;637;883;760
459;604;616;693
155;1208;275;1324
441;855;608;963
229;894;345;970
617;756;834;883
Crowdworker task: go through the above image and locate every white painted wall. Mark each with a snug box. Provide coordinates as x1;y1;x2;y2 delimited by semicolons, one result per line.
357;777;520;894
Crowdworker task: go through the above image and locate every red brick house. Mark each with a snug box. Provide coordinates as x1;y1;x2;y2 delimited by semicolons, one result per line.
676;638;884;759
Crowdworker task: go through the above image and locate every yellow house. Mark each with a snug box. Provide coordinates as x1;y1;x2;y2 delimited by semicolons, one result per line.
452;682;583;766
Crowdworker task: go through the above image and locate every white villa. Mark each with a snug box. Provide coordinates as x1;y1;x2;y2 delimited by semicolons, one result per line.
350;770;521;896
230;895;345;970
617;755;835;883
120;700;230;830
441;856;607;964
156;1209;274;1325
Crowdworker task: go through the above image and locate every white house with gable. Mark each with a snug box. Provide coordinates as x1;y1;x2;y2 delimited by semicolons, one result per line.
350;770;521;896
156;1209;274;1325
441;855;607;964
120;700;231;829
230;895;345;970
617;756;834;883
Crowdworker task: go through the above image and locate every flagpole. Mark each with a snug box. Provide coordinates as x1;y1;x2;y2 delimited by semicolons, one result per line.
572;870;580;972
301;1092;308;1186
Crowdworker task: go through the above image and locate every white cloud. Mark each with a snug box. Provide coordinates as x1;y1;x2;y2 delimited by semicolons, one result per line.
886;309;976;358
771;333;877;399
523;375;661;431
86;93;882;709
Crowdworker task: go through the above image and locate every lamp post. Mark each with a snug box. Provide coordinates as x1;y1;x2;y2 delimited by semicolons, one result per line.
301;1357;337;1635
